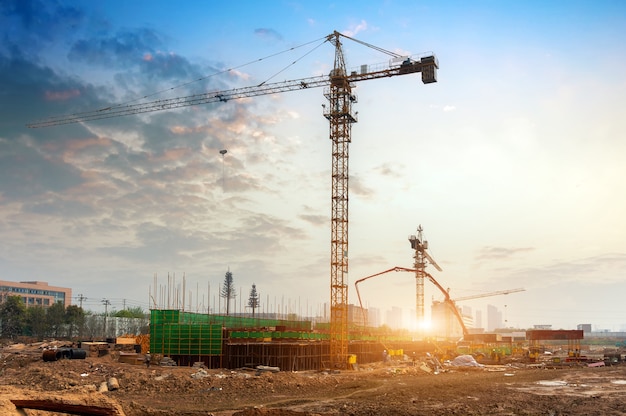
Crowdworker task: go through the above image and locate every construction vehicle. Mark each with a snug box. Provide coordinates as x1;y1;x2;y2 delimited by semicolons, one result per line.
28;31;438;369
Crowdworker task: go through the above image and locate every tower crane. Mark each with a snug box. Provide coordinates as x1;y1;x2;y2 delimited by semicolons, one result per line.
408;225;441;330
27;31;438;369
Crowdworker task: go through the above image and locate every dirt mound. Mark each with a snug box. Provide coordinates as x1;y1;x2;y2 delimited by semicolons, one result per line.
2;343;626;415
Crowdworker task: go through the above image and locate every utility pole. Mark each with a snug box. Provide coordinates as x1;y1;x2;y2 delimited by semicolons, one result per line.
102;299;111;338
76;294;87;309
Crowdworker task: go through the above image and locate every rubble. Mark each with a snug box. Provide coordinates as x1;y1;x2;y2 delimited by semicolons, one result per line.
1;341;626;415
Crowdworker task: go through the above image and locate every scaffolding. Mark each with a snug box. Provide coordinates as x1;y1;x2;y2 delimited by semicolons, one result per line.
149;309;443;370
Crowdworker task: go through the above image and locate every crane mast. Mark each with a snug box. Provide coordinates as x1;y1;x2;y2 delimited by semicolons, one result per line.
27;31;438;370
323;31;355;368
409;225;442;331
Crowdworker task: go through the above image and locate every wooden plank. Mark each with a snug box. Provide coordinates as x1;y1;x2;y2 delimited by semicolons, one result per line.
10;399;120;416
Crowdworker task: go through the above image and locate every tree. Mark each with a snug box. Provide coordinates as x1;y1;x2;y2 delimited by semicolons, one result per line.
247;283;260;317
46;301;66;338
114;306;146;319
25;306;48;339
220;269;236;315
0;296;26;339
65;305;85;338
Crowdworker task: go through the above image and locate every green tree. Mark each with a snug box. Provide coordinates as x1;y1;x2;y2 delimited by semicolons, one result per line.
0;296;26;339
25;306;48;339
114;306;146;319
247;283;260;317
46;301;66;338
65;305;85;338
220;269;236;315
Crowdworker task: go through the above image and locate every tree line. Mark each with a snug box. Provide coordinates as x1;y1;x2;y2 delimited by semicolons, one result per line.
0;296;147;341
1;269;259;340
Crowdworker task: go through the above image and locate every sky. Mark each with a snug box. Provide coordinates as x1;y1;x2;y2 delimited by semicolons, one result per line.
1;0;625;332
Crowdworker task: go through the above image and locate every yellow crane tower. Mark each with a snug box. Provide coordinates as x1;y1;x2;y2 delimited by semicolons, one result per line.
28;31;438;369
409;225;442;331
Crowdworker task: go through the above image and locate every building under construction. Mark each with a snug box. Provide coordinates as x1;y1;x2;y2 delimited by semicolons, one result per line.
148;308;589;371
149;309;439;370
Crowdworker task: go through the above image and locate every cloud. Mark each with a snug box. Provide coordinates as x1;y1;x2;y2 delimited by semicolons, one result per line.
0;0;85;56
350;175;375;198
343;20;368;37
299;214;326;226
374;162;402;178
0;54;112;131
429;104;457;112
68;29;164;68
44;89;81;101
475;246;534;261
254;28;283;42
0;138;84;199
0;1;333;311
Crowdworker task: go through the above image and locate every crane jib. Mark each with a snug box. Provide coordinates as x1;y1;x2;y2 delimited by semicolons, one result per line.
26;55;437;128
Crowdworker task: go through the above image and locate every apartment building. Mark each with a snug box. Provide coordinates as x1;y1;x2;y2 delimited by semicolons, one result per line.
0;280;72;308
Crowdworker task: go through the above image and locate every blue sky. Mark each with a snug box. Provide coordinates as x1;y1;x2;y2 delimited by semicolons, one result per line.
1;0;625;331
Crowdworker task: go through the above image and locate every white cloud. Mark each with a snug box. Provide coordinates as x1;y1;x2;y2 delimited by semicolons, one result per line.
343;20;368;37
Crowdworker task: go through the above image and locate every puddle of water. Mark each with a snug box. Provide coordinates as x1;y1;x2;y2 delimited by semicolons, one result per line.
537;380;568;387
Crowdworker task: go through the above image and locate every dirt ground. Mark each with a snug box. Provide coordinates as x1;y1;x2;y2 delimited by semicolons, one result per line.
1;342;626;416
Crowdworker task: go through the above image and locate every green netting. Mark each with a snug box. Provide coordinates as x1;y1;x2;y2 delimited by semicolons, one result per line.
150;309;312;330
150;322;222;355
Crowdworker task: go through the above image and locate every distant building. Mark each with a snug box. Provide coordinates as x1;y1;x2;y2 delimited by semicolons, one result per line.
367;307;381;327
430;301;466;339
386;306;403;329
486;304;502;332
475;310;483;329
347;304;367;326
577;323;592;333
0;280;72;308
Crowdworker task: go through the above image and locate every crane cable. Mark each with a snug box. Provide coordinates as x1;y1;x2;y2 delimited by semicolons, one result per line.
30;32;401;126
257;37;329;87
338;32;403;59
94;35;330;112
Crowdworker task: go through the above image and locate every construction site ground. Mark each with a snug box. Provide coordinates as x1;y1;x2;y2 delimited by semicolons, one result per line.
2;342;626;415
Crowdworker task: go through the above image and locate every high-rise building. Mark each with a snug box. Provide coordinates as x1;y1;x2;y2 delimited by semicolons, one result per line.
486;304;502;332
386;306;403;329
0;280;72;308
430;301;465;339
347;304;367;326
367;307;381;327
